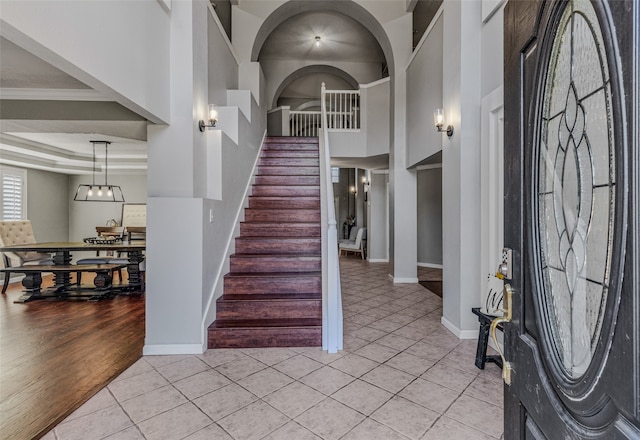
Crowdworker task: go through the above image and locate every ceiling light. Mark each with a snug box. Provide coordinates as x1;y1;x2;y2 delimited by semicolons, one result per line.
315;36;321;47
74;140;125;202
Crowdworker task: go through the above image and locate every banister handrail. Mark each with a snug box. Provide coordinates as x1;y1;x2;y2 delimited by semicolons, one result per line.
320;82;343;353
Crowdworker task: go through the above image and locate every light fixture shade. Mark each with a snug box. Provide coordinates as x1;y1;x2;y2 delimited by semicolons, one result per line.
74;140;125;202
434;108;445;129
208;104;218;125
74;184;125;202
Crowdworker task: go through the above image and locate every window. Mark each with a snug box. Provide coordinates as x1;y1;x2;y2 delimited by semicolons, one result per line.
1;166;27;220
331;167;340;183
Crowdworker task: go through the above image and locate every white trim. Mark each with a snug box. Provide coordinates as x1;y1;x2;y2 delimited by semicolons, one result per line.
328;129;361;133
389;275;419;284
267;106;290;114
200;130;267;347
482;0;506;23
407;4;445;69
368;258;389;263
441;316;479;340
359;77;390;89
416;163;442;171
0;88;109;101
207;2;239;65
143;344;204;355
417;262;443;269
371;169;389;175
156;0;171;12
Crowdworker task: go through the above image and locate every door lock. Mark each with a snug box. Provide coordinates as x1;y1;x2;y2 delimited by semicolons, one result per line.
490;283;514;385
498;248;513;279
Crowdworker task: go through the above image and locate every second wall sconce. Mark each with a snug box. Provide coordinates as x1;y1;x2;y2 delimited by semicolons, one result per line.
199;104;218;132
434;108;454;137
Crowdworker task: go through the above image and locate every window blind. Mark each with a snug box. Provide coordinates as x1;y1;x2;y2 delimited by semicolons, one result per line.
1;167;26;221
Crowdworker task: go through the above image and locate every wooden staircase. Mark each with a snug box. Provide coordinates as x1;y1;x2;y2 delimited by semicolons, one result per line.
208;137;323;348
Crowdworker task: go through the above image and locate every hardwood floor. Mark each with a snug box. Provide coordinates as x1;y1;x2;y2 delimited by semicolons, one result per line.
0;274;144;440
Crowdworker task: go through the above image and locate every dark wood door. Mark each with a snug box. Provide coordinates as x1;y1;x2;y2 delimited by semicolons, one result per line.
503;0;639;438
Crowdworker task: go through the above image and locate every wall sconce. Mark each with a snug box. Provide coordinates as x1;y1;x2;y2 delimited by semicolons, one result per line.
434;108;453;137
199;104;218;132
362;176;370;192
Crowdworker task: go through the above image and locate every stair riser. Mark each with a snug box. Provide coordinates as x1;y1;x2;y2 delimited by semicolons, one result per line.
254;175;320;186
249;198;319;210
265;137;318;145
244;209;319;222
259;158;319;167
216;299;322;320
224;276;321;294
235;239;320;254
240;224;321;237
251;186;320;197
261;150;319;158
257;166;319;176
230;257;321;273
208;327;321;348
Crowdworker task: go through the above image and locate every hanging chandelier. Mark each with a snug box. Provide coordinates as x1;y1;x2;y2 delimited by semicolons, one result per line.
73;140;125;202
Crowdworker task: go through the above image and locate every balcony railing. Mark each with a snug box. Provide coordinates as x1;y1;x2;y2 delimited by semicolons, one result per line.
288;85;361;138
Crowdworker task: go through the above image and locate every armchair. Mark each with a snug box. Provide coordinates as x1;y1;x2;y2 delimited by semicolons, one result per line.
338;227;366;259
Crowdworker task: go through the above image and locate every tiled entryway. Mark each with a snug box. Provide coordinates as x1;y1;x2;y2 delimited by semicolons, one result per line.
45;258;503;440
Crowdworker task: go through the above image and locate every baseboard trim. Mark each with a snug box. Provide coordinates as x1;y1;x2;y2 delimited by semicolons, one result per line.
417;262;443;269
143;344;204;355
390;276;419;284
368;258;389;263
440;316;479;340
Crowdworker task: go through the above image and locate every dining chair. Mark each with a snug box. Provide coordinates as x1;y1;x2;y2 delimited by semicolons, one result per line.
0;220;54;294
76;226;124;285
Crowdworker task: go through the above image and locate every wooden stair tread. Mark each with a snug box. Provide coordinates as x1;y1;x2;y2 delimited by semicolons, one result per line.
219;292;321;301
230;253;320;257
210;318;322;328
224;271;320;278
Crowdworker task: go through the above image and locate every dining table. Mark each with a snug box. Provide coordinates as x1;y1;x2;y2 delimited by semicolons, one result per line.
0;241;145;301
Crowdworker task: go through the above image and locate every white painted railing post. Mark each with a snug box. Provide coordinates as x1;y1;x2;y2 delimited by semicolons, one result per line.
320;82;343;353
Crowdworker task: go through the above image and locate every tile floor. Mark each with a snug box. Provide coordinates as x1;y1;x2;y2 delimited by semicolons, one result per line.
44;258;504;440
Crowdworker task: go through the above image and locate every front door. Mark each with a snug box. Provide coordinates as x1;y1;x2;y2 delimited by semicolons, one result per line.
503;0;639;438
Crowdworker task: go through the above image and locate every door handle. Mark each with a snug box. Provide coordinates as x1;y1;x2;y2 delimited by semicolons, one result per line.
490;284;514;385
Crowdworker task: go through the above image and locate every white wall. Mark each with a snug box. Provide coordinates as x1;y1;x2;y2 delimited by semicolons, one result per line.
407;11;444;167
368;171;389;262
25;168;69;243
417;167;442;265
145;2;265;354
441;0;484;337
0;0;170;124
328;79;390;158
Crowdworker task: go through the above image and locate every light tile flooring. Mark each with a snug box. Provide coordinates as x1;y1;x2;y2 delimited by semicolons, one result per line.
45;258;504;440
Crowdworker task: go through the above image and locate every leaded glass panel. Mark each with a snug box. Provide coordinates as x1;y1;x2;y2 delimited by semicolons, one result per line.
537;0;615;378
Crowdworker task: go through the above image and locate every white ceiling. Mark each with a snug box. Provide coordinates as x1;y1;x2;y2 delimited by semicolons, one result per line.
1;8;389;174
259;11;385;63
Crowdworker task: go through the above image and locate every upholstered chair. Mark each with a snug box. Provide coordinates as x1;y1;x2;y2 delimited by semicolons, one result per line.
0;220;54;294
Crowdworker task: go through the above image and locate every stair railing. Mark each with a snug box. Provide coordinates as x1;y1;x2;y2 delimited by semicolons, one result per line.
323;88;360;130
289;110;322;137
319;82;343;353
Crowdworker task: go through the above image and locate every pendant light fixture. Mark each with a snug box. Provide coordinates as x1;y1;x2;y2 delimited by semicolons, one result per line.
74;140;125;202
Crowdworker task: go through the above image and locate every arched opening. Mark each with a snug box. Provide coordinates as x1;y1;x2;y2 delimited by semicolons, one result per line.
271;65;359;110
